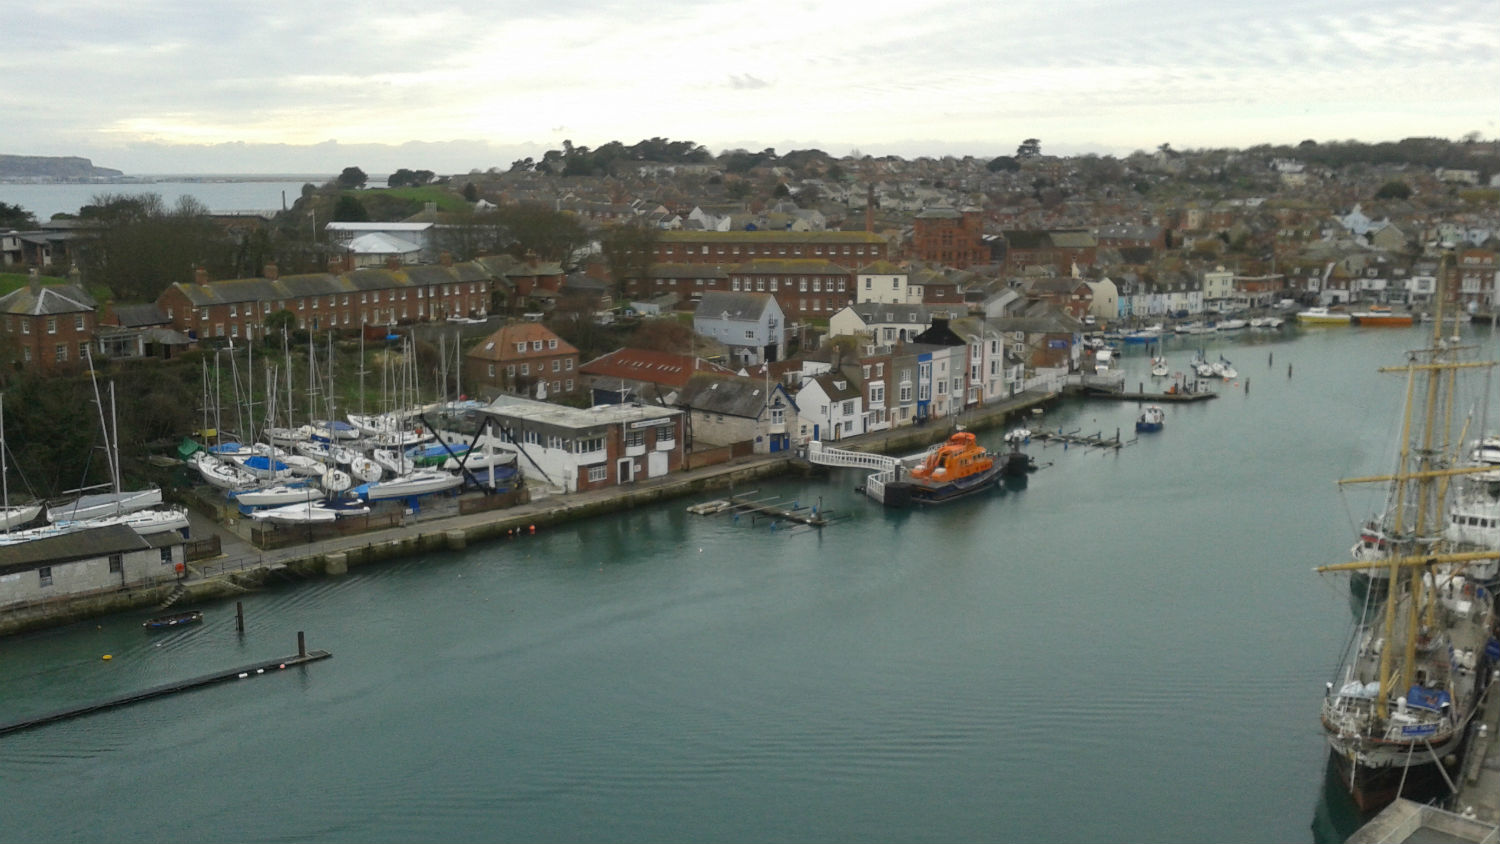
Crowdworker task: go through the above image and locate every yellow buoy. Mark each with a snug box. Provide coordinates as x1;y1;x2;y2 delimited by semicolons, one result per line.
101;654;112;661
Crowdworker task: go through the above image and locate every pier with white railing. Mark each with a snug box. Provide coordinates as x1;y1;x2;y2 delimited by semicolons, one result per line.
806;441;922;505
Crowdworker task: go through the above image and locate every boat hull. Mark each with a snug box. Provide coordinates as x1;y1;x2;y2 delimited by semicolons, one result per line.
1352;313;1415;327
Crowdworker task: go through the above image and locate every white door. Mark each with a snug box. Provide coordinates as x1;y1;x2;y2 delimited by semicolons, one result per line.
647;452;667;478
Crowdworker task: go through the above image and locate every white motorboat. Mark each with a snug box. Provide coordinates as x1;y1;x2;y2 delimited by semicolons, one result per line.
350;456;383;483
443;448;516;472
1150;357;1170;378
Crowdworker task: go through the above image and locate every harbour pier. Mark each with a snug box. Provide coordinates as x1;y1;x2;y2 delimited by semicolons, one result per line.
0;632;329;737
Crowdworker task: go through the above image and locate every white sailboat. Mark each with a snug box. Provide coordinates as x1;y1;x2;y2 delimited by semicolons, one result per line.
0;396;41;531
48;379;162;523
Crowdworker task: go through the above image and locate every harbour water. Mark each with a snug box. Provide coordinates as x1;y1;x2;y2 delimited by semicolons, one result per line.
0;179;323;222
0;324;1474;842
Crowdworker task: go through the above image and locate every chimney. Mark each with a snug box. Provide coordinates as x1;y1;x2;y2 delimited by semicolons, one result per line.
328;257;344;275
28;267;40;294
194;267;208;286
263;262;278;280
525;250;539;269
439;251;453;267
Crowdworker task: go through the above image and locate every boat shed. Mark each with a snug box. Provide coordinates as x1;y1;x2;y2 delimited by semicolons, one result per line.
472;395;686;494
0;524;184;610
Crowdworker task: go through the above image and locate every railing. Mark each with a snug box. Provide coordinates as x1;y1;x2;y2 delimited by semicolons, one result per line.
805;441;900;471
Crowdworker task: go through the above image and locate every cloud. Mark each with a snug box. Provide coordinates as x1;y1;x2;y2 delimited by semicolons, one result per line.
727;74;771;90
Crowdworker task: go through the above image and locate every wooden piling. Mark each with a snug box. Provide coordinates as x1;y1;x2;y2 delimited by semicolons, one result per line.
235;601;244;634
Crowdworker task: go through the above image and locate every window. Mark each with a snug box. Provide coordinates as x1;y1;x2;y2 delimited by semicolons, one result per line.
551;359;560;372
547;339;557;350
516;342;526;353
229;304;238;317
110;554;124;572
576;436;604;454
74;315;84;331
506;365;515;376
842;400;854;415
78;341;87;359
625;430;645;448
159;548;173;564
524;430;540;445
47;317;57;334
589;466;608;482
38;566;52;587
21;320;29;335
547;435;564;450
745;330;755;339
521;363;529;375
565;379;574;391
532;340;543;351
55;344;66;362
565;359;573;371
488;363;495;377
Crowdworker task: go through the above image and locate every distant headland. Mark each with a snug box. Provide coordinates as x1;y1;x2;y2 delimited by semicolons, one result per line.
0;154;124;181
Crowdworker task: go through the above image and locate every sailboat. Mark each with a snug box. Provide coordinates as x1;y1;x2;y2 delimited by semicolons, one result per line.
47;378;162;523
1316;254;1500;812
0;396;41;531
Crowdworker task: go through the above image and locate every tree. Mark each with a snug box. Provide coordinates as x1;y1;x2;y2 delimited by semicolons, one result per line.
263;309;296;339
627;318;693;354
1375;180;1413;200
332;195;369;222
1016;138;1041;158
75;193;233;303
986;156;1020;173
0;201;36;229
336;167;368;189
462;182;480;202
600;222;659;302
489;203;590;268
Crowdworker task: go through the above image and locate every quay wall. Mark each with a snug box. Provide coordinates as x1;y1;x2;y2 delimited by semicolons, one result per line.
1;390;1056;637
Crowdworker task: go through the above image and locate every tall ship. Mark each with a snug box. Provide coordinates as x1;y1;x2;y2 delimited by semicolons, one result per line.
1317;258;1500;812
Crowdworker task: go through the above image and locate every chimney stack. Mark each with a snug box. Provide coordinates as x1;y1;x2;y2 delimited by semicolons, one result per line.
194;267;208;286
525;250;539;269
263;262;278;280
27;267;40;295
439;251;453;267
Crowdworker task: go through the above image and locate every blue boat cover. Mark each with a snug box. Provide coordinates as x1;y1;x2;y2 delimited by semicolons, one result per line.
1406;685;1452;712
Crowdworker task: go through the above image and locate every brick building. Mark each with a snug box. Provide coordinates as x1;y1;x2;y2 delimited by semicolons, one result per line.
910;207;984;269
0;275;98;373
465;322;580;400
648;231;889;269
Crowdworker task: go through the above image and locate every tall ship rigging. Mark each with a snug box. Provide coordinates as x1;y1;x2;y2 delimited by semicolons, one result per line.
1317;254;1500;812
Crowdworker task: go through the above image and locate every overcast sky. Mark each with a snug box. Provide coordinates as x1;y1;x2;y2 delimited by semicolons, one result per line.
4;0;1496;176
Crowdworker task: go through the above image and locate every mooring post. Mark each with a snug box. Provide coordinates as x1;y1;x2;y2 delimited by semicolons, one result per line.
235;601;244;634
1288;363;1293;378
1268;352;1273;367
297;631;306;658
1244;379;1250;395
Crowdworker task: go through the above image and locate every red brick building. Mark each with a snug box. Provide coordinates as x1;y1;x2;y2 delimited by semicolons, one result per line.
156;262;493;342
465;322;580;400
910;208;984;269
649;231;889;268
626;259;853;321
0;276;98;374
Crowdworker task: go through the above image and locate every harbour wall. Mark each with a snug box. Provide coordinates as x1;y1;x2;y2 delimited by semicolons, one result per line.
0;390;1057;637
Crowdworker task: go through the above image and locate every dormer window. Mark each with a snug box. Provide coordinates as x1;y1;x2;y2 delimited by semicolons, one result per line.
515;342;526;353
834;380;847;390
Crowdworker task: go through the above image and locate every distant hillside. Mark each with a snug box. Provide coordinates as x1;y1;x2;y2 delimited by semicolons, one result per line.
0;155;124;181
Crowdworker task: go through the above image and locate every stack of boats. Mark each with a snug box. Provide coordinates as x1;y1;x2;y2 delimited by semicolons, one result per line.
192;406;517;525
1316;264;1500;812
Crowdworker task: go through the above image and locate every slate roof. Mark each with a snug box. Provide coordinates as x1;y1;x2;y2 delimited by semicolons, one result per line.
678;374;787;418
0;523;149;575
659;230;885;244
846;303;933;325
805;371;864;402
694;291;776;322
109;303;170;327
0;283;96;316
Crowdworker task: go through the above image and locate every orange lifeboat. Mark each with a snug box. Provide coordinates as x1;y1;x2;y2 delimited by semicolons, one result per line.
910;432;994;482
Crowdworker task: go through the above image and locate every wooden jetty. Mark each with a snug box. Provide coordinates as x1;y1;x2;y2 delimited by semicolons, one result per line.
688;492;832;528
1030;428;1126;450
1082;385;1217;403
0;634;330;737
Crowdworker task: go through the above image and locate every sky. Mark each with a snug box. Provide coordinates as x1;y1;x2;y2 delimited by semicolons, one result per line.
3;0;1497;177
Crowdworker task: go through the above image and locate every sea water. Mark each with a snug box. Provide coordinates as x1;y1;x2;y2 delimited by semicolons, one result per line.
0;324;1474;842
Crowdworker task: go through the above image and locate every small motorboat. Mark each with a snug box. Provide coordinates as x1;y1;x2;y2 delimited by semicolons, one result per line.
144;610;203;631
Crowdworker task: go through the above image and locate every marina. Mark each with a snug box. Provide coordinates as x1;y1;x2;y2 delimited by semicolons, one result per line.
1;323;1498;842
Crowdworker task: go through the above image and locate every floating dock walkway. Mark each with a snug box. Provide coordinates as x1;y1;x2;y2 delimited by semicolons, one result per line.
1082;386;1218;403
688;493;833;528
1030;428;1126;450
0;634;330;737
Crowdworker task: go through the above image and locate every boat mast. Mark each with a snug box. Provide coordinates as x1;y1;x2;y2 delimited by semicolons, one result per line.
1;395;10;534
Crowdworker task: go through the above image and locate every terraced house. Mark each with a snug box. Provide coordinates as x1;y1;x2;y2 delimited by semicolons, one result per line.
155;261;493;341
